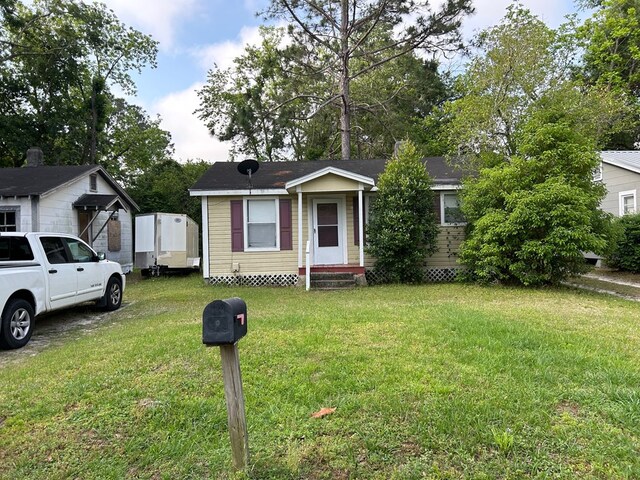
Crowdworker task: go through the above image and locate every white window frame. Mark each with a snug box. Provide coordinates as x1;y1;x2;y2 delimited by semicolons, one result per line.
90;174;98;192
243;197;280;252
440;192;465;226
0;207;19;232
619;189;637;216
592;162;603;182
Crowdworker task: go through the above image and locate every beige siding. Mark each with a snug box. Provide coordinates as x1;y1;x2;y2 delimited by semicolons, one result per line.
345;195;375;267
426;226;465;268
206;192;464;276
601;163;640;216
208;196;298;275
346;194;464;269
300;174;361;193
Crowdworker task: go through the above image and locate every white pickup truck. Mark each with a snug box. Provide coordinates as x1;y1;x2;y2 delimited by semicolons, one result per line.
0;232;125;349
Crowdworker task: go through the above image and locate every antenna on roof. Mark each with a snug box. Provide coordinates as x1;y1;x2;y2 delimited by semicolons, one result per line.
237;159;259;192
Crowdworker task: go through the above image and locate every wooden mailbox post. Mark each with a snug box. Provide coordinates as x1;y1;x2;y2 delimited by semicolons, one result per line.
203;298;249;471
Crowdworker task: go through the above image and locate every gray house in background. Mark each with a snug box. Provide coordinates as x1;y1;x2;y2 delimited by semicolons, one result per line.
598;151;640;217
0;149;138;272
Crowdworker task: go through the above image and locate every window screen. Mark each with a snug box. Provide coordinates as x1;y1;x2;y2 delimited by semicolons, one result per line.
443;193;465;224
247;199;277;248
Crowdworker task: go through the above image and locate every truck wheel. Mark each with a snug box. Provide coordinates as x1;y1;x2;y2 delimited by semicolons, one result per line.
103;277;123;311
0;299;35;349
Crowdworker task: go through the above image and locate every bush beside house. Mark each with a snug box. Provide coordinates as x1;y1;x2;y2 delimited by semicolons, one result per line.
366;141;440;283
606;213;640;273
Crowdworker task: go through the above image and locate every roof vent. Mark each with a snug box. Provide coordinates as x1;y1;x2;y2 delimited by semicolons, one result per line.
26;147;44;168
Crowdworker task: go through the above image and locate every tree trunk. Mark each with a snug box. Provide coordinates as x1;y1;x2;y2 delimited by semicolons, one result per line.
90;86;97;164
340;0;350;160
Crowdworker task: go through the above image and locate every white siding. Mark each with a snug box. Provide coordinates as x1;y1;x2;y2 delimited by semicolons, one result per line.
0;197;32;231
39;174;133;270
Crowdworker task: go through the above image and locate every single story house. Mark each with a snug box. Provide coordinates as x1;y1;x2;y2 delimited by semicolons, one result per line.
0;148;138;272
597;151;640;216
190;157;465;286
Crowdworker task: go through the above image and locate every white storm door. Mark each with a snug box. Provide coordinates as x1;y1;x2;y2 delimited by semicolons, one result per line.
312;199;344;265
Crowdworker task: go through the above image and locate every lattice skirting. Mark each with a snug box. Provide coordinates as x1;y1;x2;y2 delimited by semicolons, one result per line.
425;268;461;283
366;267;462;285
207;274;299;287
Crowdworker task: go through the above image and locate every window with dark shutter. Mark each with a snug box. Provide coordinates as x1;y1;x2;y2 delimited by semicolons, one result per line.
433;194;441;224
230;200;244;252
279;199;292;250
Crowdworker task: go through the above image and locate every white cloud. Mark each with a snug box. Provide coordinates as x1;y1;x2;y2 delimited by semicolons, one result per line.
192;25;264;72
462;0;575;38
152;83;230;162
99;0;199;50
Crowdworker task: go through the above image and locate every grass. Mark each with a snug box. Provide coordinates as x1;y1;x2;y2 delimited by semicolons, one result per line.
1;277;640;479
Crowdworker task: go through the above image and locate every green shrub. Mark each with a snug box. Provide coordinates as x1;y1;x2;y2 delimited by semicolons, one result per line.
366;141;439;283
606;213;640;272
458;103;610;286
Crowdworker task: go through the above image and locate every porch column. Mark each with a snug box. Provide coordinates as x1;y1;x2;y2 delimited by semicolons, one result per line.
358;187;364;267
201;196;210;278
297;188;303;268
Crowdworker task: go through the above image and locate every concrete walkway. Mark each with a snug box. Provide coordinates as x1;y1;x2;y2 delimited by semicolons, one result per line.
562;271;640;303
583;273;640;289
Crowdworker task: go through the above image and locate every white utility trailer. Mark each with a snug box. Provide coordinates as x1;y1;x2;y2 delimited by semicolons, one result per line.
135;213;200;276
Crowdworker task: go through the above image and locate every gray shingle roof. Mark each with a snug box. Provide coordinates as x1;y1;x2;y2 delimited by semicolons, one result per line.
191;157;463;191
0;165;99;197
600;151;640;173
73;194;126;212
0;165;138;210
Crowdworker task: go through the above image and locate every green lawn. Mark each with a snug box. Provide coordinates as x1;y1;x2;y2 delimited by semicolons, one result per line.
1;277;639;479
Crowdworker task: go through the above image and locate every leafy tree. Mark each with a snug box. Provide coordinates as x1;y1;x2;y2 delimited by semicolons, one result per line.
579;0;640;95
443;4;631;168
197;27;305;162
366;141;439;283
101;99;175;185
576;0;640;148
198;26;452;161
459;97;611;285
127;160;210;223
0;0;158;168
605;213;640;272
258;0;473;160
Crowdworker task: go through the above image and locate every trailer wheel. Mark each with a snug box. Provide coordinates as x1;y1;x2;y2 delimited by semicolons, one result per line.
0;299;35;349
102;276;123;311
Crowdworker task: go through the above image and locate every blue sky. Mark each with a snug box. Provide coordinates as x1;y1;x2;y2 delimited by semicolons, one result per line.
100;0;581;163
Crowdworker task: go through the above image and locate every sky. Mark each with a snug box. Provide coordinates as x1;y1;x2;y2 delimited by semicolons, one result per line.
99;0;582;163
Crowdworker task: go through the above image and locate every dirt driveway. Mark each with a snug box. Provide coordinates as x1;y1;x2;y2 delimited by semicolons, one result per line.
0;303;129;367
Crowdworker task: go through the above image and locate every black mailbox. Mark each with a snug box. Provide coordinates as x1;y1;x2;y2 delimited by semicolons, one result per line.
203;297;247;346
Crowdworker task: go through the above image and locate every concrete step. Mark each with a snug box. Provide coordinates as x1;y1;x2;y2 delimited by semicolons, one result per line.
310;272;355;281
309;272;357;289
310;279;356;289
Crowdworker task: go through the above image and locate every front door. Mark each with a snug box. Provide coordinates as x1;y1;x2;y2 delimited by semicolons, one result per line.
312;199;344;265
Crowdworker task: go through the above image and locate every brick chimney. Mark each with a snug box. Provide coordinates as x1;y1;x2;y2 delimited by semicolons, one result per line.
26;147;44;167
